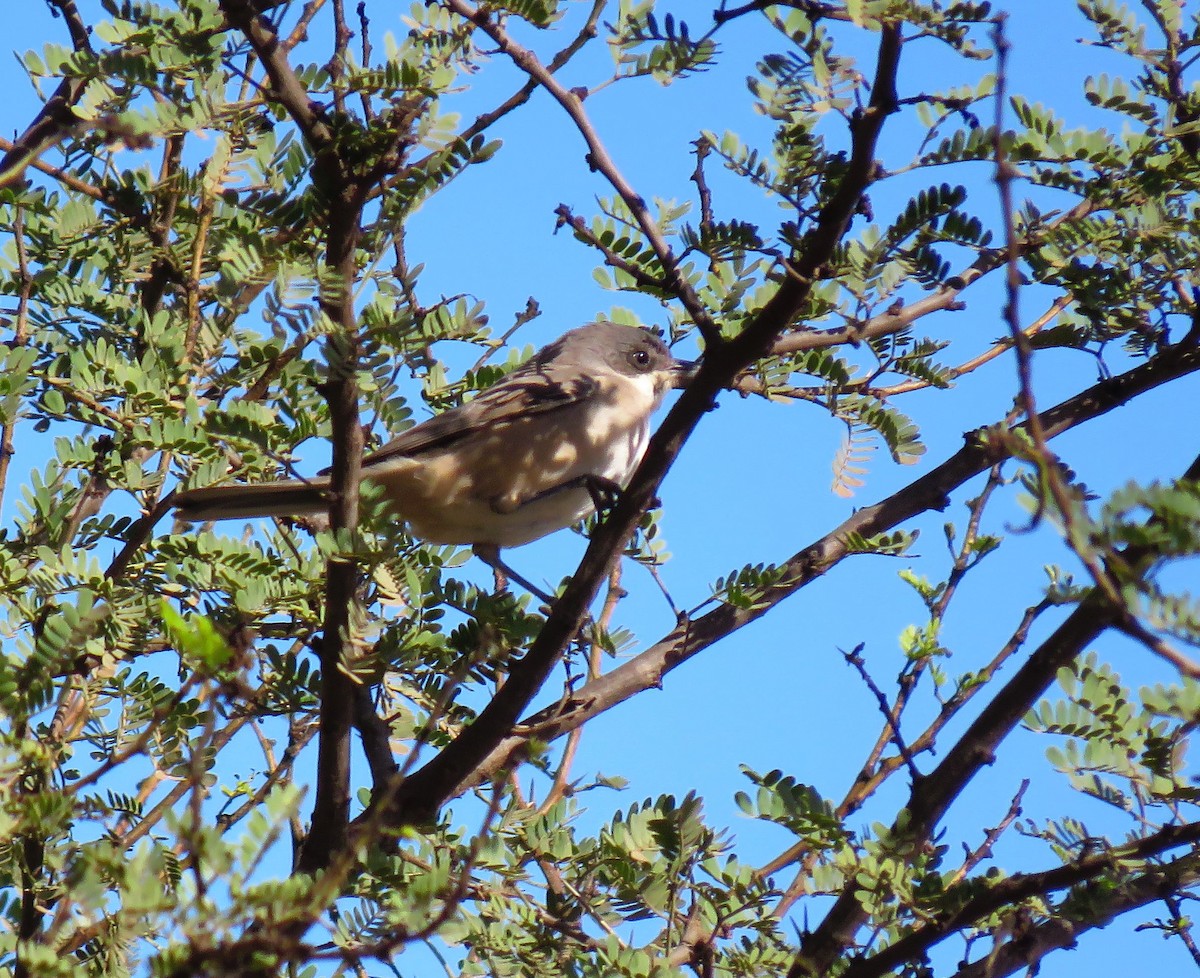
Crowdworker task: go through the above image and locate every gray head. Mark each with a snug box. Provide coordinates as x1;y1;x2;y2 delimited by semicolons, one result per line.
537;323;697;393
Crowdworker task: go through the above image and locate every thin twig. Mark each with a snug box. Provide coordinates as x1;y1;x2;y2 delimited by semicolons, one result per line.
871;295;1073;397
370;0;608;206
691;136;716;245
555;203;674;292
948;780;1028;886
764;201;1093;359
283;0;328;51
1116;616;1200;680
0;136;129;210
539;563;625;814
843;643;921;783
1163;894;1200;967
440;0;721;346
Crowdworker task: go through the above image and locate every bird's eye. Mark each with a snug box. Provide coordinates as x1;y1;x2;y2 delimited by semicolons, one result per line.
630;349;652;370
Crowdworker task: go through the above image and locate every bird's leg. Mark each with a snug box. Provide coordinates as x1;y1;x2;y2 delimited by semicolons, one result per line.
508;473;625;515
576;475;660;515
472;544;558;608
477;474;645;609
581;474;623;514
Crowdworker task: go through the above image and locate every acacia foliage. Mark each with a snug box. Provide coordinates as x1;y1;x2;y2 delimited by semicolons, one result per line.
0;1;1199;977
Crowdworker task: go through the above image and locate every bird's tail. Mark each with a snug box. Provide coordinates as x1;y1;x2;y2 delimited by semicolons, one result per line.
173;478;331;522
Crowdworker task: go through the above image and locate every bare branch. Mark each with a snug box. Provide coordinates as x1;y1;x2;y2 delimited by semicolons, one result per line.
948;780;1029;886
766;202;1093;358
843;643;921;783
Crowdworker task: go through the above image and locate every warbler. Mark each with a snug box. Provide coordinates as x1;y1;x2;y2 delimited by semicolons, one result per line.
174;323;696;550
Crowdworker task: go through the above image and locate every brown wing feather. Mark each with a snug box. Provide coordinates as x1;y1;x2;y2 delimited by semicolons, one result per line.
360;357;598;468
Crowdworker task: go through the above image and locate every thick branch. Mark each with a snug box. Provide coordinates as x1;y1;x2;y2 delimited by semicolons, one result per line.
296;185;365;873
217;0;365;874
950;855;1200;978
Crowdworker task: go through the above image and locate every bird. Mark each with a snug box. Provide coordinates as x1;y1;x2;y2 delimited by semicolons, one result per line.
173;323;696;581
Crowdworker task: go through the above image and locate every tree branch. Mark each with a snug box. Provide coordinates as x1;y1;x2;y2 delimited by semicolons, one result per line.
713;0;846;26
219;0;336;151
766;200;1093;357
218;0;366;874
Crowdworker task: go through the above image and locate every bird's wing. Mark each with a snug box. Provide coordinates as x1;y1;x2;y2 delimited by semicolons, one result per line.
361;358;598;468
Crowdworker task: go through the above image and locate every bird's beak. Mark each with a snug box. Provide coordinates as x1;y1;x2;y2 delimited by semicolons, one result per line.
669;357;700;388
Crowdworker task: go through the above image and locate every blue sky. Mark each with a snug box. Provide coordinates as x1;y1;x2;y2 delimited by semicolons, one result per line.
4;2;1200;975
